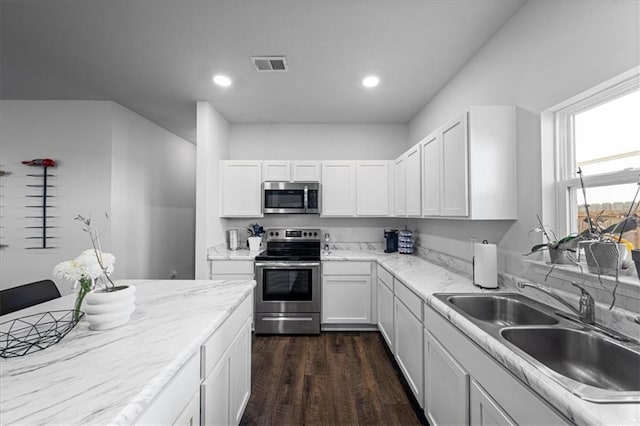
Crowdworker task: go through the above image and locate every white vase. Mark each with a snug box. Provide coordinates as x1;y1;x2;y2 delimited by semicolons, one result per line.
248;236;262;251
84;285;136;330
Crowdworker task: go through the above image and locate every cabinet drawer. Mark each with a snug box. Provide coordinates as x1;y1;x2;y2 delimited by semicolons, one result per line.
201;294;252;379
210;260;254;275
394;279;422;320
323;261;371;275
377;265;393;291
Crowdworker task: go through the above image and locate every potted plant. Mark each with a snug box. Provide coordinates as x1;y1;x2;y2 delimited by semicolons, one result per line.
75;214;135;330
526;215;583;265
247;223;264;251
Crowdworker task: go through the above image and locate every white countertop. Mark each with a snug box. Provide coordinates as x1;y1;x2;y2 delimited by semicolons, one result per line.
0;279;255;425
209;245;640;425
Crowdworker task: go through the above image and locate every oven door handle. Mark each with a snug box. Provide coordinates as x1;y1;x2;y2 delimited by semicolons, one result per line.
255;262;320;268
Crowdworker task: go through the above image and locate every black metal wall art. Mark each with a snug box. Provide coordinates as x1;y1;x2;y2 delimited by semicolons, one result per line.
23;158;57;249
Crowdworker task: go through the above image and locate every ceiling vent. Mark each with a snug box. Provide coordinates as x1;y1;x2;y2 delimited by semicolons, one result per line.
251;56;288;72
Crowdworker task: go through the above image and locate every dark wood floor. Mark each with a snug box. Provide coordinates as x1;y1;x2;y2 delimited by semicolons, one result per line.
240;331;426;426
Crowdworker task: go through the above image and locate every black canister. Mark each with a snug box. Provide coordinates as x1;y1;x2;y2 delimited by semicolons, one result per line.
384;229;399;253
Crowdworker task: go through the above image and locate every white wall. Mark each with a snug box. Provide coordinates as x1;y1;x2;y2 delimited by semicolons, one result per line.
0;100;196;294
229;123;408;160
195;101;230;279
110;103;196;281
408;0;640;275
0;101;113;294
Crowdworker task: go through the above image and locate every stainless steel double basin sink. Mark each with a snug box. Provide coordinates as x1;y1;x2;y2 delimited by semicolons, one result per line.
433;293;640;403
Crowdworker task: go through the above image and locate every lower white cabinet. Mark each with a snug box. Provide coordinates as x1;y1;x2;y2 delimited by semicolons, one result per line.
173;393;200;426
424;329;469;426
394;296;424;405
377;278;394;349
209;260;255;281
201;353;230;426
322;261;374;324
470;379;515;426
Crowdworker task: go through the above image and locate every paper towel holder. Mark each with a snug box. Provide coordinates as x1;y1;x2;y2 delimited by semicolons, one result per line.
473;240;499;289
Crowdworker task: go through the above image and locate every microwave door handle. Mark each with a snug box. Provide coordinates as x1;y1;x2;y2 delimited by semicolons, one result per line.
304;185;309;212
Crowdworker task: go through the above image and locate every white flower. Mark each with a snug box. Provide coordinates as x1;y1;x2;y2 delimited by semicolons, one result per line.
53;249;116;282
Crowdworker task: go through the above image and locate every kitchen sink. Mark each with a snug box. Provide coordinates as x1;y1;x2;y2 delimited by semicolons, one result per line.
447;295;558;326
501;327;640;393
433;292;640;402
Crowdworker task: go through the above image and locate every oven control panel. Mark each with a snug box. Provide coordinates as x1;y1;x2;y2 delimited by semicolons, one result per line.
265;228;320;241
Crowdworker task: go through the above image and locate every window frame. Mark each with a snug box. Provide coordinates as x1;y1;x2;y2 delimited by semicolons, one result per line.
543;68;640;238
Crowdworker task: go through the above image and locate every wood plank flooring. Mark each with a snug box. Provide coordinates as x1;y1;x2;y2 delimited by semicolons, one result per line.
240;331;426;426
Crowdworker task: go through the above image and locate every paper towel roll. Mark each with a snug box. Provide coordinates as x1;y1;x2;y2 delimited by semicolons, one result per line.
474;242;498;289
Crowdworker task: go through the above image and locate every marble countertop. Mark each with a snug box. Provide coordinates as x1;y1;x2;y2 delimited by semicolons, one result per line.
209;245;640;425
0;279;255;425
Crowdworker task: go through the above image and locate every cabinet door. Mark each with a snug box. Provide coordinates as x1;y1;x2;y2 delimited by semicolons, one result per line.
322;275;372;323
441;112;469;216
229;319;252;425
405;145;422;217
291;161;321;181
394;157;406;216
220;161;262;217
356;161;390;216
421;132;441;216
424;330;469;426
173;393;200;426
377;279;394;350
201;356;231;426
394;298;423;404
321;162;356;216
262;161;291;182
470;379;515;426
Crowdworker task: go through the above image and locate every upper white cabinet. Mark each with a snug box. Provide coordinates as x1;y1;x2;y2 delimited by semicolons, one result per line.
220;161;262;217
441;112;469;216
321;161;356;216
405;145;421;217
421;106;517;219
356;161;391;216
420;132;441;216
291;161;321;181
394;157;406;216
262;161;291;182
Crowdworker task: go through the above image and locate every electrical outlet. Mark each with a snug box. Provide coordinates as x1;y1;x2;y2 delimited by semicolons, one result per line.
470;237;477;252
170;270;177;279
346;228;353;238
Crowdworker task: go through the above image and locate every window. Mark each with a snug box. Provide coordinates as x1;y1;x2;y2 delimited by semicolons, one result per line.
554;69;639;247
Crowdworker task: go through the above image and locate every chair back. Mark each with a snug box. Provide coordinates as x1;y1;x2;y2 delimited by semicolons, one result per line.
0;280;62;316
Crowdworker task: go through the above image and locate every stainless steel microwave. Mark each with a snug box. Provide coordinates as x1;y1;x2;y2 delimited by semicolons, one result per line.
263;182;320;214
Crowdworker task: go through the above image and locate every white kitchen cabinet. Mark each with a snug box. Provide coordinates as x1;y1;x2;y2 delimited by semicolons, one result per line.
470;379;515;426
291;161;321;181
420;106;517;219
209;260;254;281
420;131;441;216
441;112;469;217
405;145;421;217
356;161;391;216
321;161;356;216
173;393;200;426
322;261;373;324
220;161;262;217
201;296;252;426
394;286;424;405
394;157;406;216
377;277;394;350
424;329;469;426
262;161;291;182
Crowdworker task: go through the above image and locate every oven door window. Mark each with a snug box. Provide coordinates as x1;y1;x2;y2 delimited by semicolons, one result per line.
262;269;313;301
264;190;304;209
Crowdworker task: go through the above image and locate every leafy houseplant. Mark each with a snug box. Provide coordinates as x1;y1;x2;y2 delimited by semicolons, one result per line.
527;215;582;265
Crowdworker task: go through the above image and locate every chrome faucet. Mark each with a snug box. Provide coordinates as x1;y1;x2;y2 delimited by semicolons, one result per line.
518;281;595;325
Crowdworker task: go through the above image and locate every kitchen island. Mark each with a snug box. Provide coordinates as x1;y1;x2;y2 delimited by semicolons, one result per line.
0;279;255;425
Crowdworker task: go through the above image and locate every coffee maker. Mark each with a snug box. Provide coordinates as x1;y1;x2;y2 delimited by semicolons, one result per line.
384;229;399;253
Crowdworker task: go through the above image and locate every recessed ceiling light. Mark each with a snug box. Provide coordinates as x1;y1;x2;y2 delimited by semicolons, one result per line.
362;75;380;88
212;74;232;87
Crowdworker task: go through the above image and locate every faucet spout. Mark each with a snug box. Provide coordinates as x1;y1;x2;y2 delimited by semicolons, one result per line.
518;281;595;324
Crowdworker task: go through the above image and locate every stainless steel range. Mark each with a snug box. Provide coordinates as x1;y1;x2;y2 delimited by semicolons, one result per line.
254;228;321;334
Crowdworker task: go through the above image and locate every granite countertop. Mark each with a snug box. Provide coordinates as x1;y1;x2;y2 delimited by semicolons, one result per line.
0;279;255;425
210;245;639;425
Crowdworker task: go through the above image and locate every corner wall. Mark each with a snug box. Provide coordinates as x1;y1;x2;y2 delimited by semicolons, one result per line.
408;0;640;276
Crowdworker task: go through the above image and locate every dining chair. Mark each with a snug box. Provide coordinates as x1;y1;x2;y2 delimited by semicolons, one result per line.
0;280;62;316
